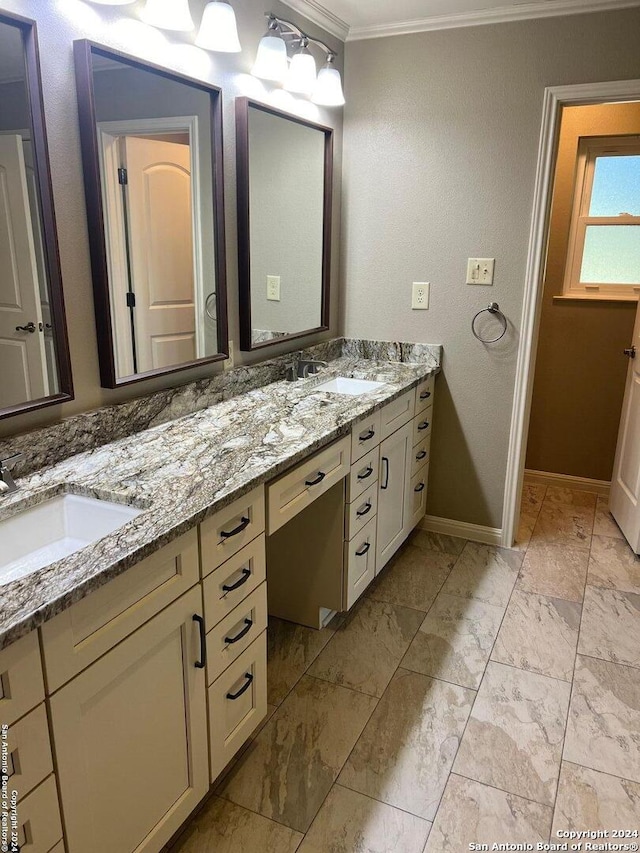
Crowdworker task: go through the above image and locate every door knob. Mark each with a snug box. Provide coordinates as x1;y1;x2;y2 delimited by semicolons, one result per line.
624;346;636;359
15;322;36;333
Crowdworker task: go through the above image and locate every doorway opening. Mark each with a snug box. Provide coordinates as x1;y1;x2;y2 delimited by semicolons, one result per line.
503;80;640;555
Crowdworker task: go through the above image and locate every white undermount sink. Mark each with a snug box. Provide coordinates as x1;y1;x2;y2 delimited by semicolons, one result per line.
0;494;142;586
313;377;386;396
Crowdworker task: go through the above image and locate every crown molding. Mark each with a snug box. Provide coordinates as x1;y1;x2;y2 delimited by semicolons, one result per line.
279;0;350;41
344;0;640;40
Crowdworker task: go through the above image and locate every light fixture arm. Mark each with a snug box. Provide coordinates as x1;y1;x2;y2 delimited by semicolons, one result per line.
263;13;337;60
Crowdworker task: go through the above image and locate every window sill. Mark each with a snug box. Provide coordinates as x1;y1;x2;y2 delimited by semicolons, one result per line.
554;293;640;304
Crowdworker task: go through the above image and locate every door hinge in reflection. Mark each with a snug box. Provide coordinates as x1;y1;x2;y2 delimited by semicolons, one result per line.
118;167;128;185
126;292;136;308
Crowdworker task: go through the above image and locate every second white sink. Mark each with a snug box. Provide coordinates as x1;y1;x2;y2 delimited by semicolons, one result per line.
0;494;142;585
313;377;386;396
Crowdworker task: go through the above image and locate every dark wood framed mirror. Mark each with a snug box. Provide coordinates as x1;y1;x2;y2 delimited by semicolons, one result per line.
0;9;73;419
74;40;228;388
236;98;332;352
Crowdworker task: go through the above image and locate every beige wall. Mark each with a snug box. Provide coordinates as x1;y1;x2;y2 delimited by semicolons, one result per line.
341;8;640;529
527;103;639;482
0;0;343;440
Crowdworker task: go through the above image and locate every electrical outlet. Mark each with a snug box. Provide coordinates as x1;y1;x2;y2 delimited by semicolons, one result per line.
466;258;495;285
267;275;281;301
223;341;234;371
412;282;430;310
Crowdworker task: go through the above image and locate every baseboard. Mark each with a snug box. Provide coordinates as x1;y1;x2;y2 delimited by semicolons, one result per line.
524;469;610;498
420;515;503;546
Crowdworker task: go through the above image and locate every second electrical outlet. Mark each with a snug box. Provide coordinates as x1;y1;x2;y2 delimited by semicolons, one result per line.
412;282;430;310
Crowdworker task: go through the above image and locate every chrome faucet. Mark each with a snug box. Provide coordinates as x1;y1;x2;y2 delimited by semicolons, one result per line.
0;453;23;495
299;359;328;379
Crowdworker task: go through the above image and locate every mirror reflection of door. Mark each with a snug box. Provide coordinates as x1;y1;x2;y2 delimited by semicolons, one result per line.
99;129;197;376
80;46;224;385
0;133;48;408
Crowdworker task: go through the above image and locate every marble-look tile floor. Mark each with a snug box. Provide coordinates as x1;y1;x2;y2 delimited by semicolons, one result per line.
168;482;640;852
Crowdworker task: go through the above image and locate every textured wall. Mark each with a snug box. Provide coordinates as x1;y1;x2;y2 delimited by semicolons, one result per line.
341;8;640;529
527;103;639;482
0;0;343;439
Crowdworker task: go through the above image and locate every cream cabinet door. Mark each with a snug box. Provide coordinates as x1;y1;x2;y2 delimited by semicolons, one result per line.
376;421;412;573
49;586;208;853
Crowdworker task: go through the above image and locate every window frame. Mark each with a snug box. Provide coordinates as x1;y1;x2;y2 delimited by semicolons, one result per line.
562;135;640;302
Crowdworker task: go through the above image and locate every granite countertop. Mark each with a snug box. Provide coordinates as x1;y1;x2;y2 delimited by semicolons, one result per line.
0;356;435;649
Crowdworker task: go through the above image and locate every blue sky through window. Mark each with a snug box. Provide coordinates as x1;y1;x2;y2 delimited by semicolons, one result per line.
589;154;640;216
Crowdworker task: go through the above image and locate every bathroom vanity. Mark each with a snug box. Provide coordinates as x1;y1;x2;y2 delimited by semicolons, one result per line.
0;351;436;853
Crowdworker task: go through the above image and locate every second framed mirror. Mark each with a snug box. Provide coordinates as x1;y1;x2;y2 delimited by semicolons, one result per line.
74;41;228;388
236;98;333;351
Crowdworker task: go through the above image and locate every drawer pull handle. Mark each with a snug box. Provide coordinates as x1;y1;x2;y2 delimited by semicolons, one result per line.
220;516;250;539
414;482;426;493
222;568;251;593
359;429;375;442
418;421;430;431
381;457;389;490
356;502;372;517
355;541;371;557
225;618;253;645
227;672;253;700
193;614;207;669
357;465;373;481
305;471;326;487
420;390;431;400
416;450;427;460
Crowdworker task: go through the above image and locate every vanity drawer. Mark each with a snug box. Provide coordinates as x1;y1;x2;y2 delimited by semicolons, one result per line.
412;407;433;447
346;448;379;502
346;484;378;541
267;436;350;534
14;775;63;853
408;464;429;531
208;632;267;783
411;434;431;478
41;528;199;693
344;516;377;610
200;485;265;576
379;390;415;441
351;409;382;462
203;535;266;628
415;375;435;414
206;584;267;684
6;703;53;801
0;631;45;727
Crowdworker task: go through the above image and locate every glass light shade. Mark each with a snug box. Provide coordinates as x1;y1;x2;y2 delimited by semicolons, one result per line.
312;64;345;106
142;0;194;31
89;0;136;4
251;33;288;82
196;1;241;52
284;48;316;96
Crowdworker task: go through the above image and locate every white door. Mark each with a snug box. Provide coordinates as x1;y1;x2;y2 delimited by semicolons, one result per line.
123;136;196;374
376;421;413;573
0;134;47;407
610;300;640;553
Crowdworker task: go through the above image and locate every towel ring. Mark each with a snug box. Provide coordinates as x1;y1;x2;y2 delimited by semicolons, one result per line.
205;292;217;322
471;302;507;344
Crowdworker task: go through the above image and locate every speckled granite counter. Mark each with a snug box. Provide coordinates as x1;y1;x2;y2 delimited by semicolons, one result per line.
0;354;438;649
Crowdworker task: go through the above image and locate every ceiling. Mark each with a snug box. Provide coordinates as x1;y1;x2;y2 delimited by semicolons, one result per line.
282;0;640;40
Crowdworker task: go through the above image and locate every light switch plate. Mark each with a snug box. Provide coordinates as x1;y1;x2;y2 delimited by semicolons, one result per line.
267;275;281;301
466;258;495;285
411;282;430;310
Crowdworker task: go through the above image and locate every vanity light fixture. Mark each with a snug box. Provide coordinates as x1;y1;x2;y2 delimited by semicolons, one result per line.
284;38;316;95
312;53;344;106
141;0;194;31
196;1;241;53
251;16;288;82
252;13;345;107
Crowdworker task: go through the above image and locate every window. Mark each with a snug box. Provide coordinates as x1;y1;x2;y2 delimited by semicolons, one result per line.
563;136;640;300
